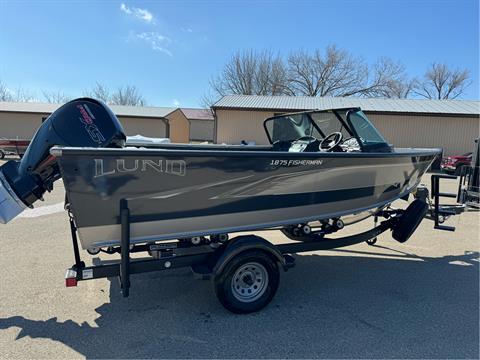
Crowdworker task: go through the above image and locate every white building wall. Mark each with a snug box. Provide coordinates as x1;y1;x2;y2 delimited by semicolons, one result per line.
367;113;479;155
118;116;167;137
0;112;46;139
0;112;168;140
215;109;275;145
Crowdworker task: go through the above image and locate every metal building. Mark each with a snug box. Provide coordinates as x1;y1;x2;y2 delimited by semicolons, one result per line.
0;102;190;143
212;95;480;155
180;108;214;142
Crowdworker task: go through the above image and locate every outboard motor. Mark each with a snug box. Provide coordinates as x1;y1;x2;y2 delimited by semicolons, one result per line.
0;98;126;223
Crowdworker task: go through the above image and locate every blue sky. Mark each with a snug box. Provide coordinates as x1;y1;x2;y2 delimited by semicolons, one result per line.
0;0;478;107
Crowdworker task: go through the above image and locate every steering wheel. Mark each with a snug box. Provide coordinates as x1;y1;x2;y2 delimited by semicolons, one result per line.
320;132;343;151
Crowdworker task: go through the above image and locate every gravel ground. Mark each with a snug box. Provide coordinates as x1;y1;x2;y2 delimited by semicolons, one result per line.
0;158;478;359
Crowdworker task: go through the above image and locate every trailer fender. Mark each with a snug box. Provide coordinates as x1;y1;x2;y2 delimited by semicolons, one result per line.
213;235;287;277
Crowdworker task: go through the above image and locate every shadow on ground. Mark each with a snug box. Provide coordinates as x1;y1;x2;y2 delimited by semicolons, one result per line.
1;249;479;359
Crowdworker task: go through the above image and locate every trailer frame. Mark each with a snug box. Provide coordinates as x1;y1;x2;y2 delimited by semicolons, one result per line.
65;197;398;312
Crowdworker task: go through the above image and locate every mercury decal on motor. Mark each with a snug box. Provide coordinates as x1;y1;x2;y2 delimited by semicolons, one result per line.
270;159;323;167
94;159;186;178
77;104;105;144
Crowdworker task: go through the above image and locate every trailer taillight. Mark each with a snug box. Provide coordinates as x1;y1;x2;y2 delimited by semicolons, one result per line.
65;269;77;287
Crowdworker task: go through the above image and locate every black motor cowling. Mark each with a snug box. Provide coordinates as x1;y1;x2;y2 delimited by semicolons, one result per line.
0;98;125;223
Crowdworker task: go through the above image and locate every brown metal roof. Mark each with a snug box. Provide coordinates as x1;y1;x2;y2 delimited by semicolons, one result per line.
180;108;214;120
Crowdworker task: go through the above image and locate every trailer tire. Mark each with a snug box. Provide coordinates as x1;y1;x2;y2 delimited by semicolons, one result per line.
0;150;4;160
392;200;428;243
214;250;280;314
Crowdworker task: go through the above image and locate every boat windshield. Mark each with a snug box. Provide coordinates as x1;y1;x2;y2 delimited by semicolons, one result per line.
264;110;353;144
264;108;390;152
264;112;322;143
309;111;352;140
346;110;389;150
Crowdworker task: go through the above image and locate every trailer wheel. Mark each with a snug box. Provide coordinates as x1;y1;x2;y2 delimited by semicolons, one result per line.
0;150;4;160
214;250;280;314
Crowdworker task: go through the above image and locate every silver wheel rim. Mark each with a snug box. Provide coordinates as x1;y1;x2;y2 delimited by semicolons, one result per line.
231;262;268;303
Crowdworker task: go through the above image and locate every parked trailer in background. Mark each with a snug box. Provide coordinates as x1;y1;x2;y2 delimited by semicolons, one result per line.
457;138;480;208
0;138;30;159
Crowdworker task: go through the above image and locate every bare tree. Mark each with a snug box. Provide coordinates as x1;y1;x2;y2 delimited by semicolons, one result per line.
209;50;288;99
12;87;36;102
200;89;219;109
286;46;366;97
110;85;146;106
84;82;111;103
0;79;13;101
354;57;414;98
207;46;414;101
42;90;71;103
0;81;36;102
84;83;146;106
286;47;411;98
414;63;471;99
383;78;417;99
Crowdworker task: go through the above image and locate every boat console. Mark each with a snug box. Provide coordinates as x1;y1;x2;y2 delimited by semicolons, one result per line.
264;108;387;153
286;136;321;152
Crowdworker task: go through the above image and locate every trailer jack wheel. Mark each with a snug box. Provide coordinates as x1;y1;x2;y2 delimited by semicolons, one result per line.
213;250;280;314
87;247;101;255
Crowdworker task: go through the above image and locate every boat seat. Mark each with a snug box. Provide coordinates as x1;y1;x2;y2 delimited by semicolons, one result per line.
272;141;292;152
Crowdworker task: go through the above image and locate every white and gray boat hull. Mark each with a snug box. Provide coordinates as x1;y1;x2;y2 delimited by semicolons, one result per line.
53;147;438;249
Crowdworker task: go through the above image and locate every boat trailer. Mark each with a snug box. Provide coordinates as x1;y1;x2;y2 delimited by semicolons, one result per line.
64;172;473;313
65;196;433;313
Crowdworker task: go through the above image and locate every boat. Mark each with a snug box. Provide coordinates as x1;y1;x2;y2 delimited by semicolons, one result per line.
0;98;439;251
0;98;459;313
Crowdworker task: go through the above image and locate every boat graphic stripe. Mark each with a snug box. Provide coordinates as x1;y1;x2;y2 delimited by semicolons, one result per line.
128;183;398;224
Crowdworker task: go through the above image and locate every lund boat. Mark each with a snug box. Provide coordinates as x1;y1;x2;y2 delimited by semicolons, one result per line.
56;140;437;251
1;98;455;313
0;98;438;250
57;106;438;250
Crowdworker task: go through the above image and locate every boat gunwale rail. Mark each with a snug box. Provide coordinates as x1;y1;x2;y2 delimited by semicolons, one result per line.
51;146;441;159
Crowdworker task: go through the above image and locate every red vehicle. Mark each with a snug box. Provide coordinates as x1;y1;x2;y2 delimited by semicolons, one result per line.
441;152;472;175
0;138;30;159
